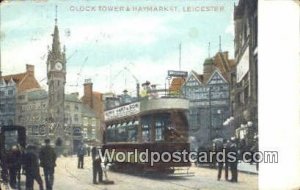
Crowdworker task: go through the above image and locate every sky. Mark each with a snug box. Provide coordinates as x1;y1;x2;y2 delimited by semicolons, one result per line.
1;0;238;96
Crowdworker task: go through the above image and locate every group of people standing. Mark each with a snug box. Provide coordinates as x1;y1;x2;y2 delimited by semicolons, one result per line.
3;138;56;190
216;137;238;182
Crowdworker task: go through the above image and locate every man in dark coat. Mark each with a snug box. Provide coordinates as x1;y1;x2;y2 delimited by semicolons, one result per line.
91;146;98;161
229;137;238;182
224;140;231;181
87;146;91;157
39;139;56;190
6;145;22;188
217;139;229;181
93;156;103;184
23;145;44;190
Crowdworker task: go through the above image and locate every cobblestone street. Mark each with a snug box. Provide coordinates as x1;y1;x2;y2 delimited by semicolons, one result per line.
40;156;258;190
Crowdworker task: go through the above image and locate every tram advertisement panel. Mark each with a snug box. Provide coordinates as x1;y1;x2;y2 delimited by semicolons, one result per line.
105;102;140;121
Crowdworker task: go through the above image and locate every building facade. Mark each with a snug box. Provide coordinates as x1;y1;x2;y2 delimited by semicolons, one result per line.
179;52;235;150
81;105;97;142
232;0;258;147
81;79;104;145
14;87;98;154
0;78;17;126
0;64;41;127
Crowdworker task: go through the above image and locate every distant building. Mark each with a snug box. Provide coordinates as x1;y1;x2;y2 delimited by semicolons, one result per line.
15;88;83;149
81;105;97;142
0;64;40;126
81;79;104;145
175;51;235;150
0;78;17;126
232;0;258;147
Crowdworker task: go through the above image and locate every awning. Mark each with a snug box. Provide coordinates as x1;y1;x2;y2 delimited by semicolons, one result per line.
107;125;111;129
122;122;127;127
133;120;139;125
128;121;133;126
117;124;121;128
111;124;116;128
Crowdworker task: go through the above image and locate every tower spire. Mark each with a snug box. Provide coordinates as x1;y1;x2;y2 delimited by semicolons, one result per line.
52;5;61;58
55;5;58;25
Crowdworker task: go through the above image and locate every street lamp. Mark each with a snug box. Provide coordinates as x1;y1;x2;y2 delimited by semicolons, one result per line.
223;116;234;127
247;121;253;127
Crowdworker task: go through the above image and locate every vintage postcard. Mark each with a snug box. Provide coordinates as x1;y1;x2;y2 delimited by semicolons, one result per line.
0;0;299;189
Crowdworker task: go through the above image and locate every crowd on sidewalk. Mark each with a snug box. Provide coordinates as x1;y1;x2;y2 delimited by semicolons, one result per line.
1;139;56;190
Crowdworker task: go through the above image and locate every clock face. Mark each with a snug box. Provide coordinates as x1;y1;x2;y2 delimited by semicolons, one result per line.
55;62;63;71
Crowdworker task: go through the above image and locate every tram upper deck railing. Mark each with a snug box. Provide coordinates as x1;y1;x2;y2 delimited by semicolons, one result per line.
104;90;189;122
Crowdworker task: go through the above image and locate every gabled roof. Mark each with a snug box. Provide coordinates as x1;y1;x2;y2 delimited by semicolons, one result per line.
204;51;236;83
182;70;203;87
3;73;27;84
1;70;40;92
206;69;228;85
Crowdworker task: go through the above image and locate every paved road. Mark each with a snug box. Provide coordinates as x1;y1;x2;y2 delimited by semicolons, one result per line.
4;156;257;190
49;156;258;190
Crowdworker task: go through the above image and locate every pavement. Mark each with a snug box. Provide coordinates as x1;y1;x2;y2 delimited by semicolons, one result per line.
238;161;258;175
3;156;258;190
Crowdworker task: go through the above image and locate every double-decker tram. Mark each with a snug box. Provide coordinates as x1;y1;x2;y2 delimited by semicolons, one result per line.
103;94;191;174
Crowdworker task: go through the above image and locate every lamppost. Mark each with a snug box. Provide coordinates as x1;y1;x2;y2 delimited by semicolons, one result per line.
223;116;235;139
217;109;223;138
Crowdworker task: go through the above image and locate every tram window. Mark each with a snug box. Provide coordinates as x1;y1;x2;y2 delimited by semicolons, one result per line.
128;126;137;142
155;121;164;141
106;125;115;142
118;123;127;142
142;124;150;142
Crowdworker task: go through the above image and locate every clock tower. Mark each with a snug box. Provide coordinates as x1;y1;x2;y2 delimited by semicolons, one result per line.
46;10;66;138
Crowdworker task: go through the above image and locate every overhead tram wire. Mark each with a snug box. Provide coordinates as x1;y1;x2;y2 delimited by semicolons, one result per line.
70;32;107;91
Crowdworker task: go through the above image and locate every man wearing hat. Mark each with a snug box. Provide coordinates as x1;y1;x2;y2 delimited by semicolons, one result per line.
39;139;57;190
23;145;44;190
229;137;238;182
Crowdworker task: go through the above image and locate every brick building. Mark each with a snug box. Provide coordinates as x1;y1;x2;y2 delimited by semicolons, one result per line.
81;79;105;145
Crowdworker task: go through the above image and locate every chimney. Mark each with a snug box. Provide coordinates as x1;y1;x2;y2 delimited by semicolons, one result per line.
26;64;34;76
203;58;214;82
223;51;229;60
83;78;93;108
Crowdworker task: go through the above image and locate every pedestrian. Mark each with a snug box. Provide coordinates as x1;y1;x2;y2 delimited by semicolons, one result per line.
251;135;259;171
224;140;231;181
77;144;85;169
87;146;91;157
217;139;228;181
39;139;57;190
22;145;44;190
91;146;98;161
6;145;22;188
229;137;238;182
92;156;103;184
